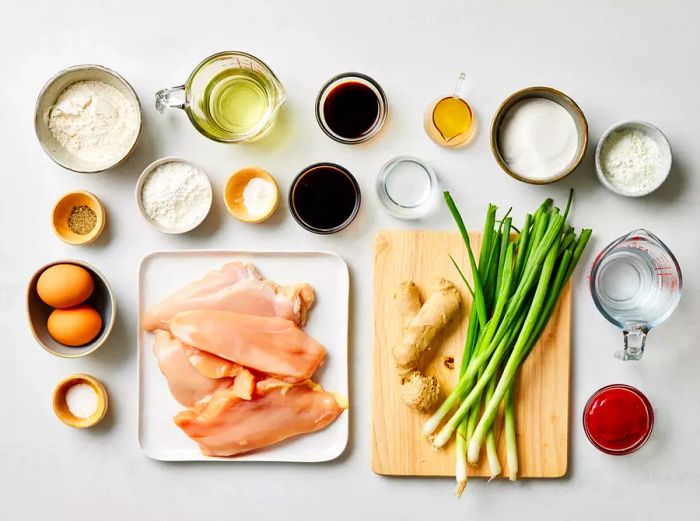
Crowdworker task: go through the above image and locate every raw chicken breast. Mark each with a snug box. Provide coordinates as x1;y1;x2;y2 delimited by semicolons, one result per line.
223;277;315;326
142;262;314;331
169;310;326;383
174;384;344;457
152;329;231;407
186;348;243;379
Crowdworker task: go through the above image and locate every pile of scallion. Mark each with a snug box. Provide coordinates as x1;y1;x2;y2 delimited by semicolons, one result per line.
425;191;591;496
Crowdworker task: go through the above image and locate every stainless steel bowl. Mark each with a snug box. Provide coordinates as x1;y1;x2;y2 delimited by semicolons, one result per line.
35;64;142;173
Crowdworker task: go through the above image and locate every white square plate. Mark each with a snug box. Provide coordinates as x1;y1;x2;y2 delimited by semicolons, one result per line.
137;250;349;462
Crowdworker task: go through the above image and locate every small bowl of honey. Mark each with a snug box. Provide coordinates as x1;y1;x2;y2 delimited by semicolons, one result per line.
52;190;106;245
424;73;476;148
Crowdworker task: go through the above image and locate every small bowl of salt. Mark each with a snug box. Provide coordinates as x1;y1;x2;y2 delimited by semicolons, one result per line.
224;167;280;223
595;121;672;197
53;374;108;428
136;157;213;234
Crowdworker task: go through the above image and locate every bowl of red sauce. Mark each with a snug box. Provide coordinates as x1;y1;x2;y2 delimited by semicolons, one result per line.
583;384;654;455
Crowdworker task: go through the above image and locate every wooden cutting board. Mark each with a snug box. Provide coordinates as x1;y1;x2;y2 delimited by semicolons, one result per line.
372;230;571;478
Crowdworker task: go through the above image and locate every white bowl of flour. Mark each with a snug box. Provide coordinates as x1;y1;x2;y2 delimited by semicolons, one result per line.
595;121;672;197
136;157;213;234
35;65;142;173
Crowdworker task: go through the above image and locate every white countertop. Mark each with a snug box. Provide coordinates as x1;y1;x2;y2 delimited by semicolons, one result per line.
2;1;699;519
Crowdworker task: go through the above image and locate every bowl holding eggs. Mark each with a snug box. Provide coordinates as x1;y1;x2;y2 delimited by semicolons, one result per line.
26;260;115;358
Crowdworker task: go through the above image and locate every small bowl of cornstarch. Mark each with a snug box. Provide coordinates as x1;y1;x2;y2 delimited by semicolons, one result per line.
136;157;213;234
35;65;142;173
595;121;672;197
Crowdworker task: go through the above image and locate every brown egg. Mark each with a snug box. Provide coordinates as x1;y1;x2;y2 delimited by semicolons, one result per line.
37;264;94;308
47;305;102;347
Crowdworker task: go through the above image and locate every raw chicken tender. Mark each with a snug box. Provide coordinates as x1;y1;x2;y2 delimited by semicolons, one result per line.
169;310;326;383
174;384;344;457
143;262;314;331
186;348;244;379
152;329;231;407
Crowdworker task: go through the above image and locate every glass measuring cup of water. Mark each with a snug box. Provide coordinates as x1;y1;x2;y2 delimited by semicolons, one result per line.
156;51;285;143
590;229;682;360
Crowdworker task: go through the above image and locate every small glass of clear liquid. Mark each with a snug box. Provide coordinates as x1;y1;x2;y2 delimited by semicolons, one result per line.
375;156;438;219
590;229;682;360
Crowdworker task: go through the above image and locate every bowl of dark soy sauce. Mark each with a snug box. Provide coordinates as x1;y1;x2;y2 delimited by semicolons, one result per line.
289;163;361;234
315;73;387;144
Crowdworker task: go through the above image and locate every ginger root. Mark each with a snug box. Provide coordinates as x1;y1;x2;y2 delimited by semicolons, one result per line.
394;281;422;328
392;278;461;412
400;372;440;412
392;278;462;377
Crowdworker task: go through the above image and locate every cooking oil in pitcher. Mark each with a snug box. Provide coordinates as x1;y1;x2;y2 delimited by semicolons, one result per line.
200;68;277;138
424;73;475;148
157;52;286;143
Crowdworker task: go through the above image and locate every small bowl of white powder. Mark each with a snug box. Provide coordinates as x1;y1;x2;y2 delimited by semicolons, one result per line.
35;65;142;173
136;157;213;234
52;374;108;428
491;87;588;184
595;121;672;197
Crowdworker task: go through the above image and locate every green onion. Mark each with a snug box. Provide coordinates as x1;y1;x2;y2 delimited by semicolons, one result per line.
504;385;517;481
425;191;591;490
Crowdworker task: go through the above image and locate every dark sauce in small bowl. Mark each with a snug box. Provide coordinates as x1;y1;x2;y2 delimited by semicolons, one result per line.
289;163;361;234
323;82;380;139
316;73;387;144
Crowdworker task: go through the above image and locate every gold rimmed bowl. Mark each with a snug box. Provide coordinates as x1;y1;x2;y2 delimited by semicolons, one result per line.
490;86;588;184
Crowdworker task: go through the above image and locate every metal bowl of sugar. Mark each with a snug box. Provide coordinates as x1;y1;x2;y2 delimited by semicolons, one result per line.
491;86;588;185
376;156;439;219
136;157;213;234
35;64;142;173
595;121;672;197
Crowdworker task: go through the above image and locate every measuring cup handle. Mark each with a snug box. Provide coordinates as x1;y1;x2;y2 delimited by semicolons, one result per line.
452;72;467;98
155;85;187;113
617;327;648;361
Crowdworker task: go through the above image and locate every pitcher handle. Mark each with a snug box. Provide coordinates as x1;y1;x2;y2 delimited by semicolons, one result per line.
452;72;467;98
156;85;187;113
617;327;648;361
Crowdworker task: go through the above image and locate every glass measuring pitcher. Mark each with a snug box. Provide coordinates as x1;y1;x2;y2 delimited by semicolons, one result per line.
590;229;682;361
156;51;285;143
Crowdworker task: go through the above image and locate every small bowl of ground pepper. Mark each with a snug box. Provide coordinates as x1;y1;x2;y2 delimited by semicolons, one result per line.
52;190;106;245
